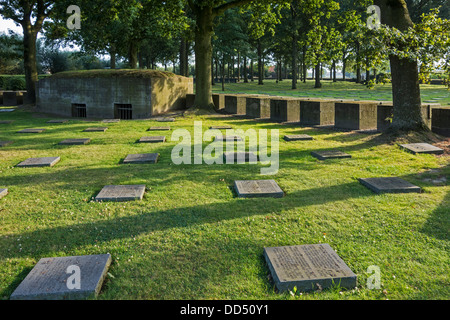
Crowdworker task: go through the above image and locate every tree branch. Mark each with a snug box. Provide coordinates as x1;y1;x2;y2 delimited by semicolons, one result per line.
213;0;255;17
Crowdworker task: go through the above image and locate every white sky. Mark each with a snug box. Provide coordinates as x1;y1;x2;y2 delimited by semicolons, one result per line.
0;16;23;34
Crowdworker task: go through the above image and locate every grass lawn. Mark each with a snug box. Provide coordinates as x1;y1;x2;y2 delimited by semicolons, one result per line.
0;88;449;300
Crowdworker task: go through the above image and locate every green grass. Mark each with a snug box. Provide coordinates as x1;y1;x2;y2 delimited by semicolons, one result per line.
212;79;450;106
0;100;449;300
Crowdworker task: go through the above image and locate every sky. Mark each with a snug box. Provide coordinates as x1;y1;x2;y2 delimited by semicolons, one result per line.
0;16;23;34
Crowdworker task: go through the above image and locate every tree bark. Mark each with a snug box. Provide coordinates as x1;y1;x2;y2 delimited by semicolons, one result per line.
109;44;116;69
237;53;240;82
314;63;321;88
193;5;215;109
375;0;426;131
128;41;138;69
179;38;189;77
355;41;361;83
22;27;38;104
291;37;297;89
243;55;248;83
257;39;264;85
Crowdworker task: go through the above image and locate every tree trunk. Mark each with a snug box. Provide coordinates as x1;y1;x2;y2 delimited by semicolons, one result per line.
211;59;215;85
375;0;427;131
22;26;38;104
342;57;346;80
128;41;138;69
179;38;190;77
291;33;298;89
250;59;254;82
243;55;248;83
314;63;322;88
333;60;337;82
193;6;214;109
221;56;225;91
257;39;264;85
110;45;116;69
237;53;240;82
355;41;361;83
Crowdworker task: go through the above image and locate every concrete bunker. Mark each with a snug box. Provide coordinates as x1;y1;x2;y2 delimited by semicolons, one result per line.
37;69;193;119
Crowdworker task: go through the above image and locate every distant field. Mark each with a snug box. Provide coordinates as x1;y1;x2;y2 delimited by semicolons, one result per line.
211;79;450;106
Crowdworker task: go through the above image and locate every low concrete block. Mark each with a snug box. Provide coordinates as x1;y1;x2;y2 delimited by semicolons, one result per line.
95;185;146;202
10;254;112;300
335;102;377;130
432;107;450;137
359;177;421;194
234;180;284;198
0;141;13;147
246;96;271;119
300;99;335;126
270;98;301;123
16;157;61;167
0;188;8;199
264;244;357;293
225;95;247;115
2;91;17;106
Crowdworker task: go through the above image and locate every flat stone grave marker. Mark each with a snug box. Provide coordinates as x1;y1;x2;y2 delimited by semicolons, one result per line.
0;108;15;112
311;150;351;160
0;120;14;124
0;188;8;199
359;177;421;194
16;157;61;167
123;153;159;164
0;141;14;147
399;143;444;155
214;135;243;142
59;139;91;145
148;126;170;131
84;127;108;132
234;180;284;198
264;244;357;293
139;136;166;143
284;134;313;141
209;125;233;130
17;128;45;133
155;117;175;122
95;185;146;202
47;119;69;123
102;119;120;123
10;254;112;300
223;152;258;163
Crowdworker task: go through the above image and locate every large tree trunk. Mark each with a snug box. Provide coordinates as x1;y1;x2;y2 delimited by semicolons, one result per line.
314;63;322;88
22;27;38;104
355;41;361;83
179;38;189;77
291;38;298;89
128;41;138;69
193;6;215;109
110;45;116;69
375;0;427;131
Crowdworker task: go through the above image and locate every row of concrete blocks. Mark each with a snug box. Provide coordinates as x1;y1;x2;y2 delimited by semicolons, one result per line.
187;93;449;135
0;91;26;106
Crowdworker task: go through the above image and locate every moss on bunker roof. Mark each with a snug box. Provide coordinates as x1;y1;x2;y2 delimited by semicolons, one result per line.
50;69;178;79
